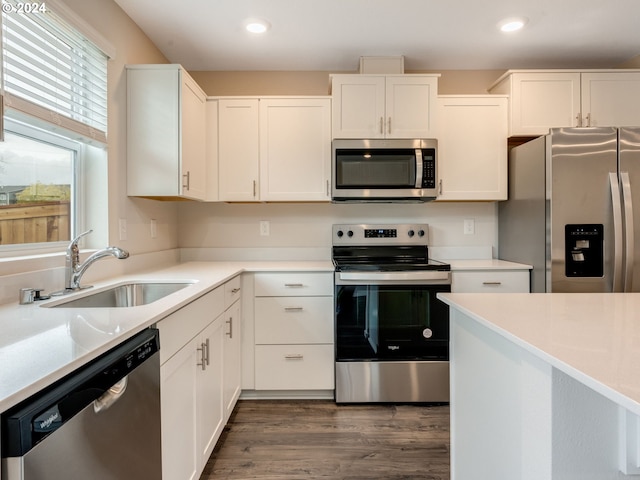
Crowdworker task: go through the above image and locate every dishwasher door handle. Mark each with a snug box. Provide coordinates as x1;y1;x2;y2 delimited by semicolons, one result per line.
93;376;128;414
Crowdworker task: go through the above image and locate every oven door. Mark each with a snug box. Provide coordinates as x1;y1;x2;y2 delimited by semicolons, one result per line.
335;271;450;361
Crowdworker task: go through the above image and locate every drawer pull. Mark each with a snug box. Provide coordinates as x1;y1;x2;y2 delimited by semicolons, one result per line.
231;287;241;294
482;281;502;285
284;354;304;360
284;283;304;288
284;307;304;312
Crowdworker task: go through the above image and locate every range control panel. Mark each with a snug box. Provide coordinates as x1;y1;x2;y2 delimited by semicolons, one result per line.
333;224;429;246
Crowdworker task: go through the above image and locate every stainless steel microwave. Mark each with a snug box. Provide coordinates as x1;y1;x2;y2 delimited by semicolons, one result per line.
332;139;438;202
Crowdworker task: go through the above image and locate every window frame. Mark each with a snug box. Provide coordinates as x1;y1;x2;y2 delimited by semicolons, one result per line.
0;117;84;257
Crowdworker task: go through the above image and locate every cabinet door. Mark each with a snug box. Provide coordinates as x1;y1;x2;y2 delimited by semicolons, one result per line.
436;96;508;201
126;67;180;197
509;72;581;136
218;99;260;200
581;72;640;127
259;98;331;201
385;76;437;138
197;317;224;471
180;73;207;200
331;75;385;138
222;301;242;420
161;339;199;480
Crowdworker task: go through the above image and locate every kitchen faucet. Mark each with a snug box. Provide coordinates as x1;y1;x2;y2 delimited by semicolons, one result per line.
64;230;129;292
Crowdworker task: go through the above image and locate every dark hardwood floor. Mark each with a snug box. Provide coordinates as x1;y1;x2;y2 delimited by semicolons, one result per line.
199;400;450;479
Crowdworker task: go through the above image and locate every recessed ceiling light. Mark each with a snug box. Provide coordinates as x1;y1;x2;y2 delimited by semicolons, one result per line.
245;19;270;34
498;17;528;33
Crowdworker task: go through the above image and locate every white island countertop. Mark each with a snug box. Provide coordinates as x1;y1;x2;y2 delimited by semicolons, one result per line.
0;261;333;413
438;292;640;416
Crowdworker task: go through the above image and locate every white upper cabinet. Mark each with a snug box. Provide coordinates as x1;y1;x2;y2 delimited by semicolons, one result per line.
259;98;331;201
127;64;207;200
331;75;438;139
218;98;260;201
490;70;640;136
217;97;331;202
436;95;508;201
581;72;640;127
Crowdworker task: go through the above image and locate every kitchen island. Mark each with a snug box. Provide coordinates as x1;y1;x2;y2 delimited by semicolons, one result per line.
438;292;640;480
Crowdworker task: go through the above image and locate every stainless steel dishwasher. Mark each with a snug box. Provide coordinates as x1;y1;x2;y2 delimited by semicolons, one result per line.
1;328;161;480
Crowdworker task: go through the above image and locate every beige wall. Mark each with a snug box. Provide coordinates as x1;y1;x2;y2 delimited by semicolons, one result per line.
619;55;640;68
61;0;179;255
190;69;506;96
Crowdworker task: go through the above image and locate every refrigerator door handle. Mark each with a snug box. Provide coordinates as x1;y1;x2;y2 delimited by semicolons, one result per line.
621;172;634;292
610;172;624;292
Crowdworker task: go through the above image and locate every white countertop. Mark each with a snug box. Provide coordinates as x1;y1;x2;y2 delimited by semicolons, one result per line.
445;259;532;270
0;261;332;413
438;292;640;416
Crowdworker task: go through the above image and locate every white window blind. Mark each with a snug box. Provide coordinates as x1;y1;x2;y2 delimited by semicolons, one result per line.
2;0;108;143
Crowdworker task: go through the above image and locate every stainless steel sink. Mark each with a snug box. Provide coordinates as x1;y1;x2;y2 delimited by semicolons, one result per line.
46;282;193;308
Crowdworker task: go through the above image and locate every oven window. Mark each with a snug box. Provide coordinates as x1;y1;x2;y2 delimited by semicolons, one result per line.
335;149;416;188
335;284;449;360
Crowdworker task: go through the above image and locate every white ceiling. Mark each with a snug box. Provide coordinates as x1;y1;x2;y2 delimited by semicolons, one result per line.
114;0;640;72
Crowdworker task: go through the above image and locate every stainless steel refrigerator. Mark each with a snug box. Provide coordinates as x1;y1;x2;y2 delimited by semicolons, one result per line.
499;127;640;293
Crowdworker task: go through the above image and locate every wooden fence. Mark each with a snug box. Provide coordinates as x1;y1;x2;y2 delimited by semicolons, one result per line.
0;201;70;245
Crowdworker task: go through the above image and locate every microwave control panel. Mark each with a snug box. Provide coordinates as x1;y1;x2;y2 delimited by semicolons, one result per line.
422;149;436;188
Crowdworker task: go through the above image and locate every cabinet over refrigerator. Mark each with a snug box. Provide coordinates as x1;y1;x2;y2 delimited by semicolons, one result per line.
499;127;640;293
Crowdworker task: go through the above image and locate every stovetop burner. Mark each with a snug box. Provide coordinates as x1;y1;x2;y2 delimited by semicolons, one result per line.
331;223;451;272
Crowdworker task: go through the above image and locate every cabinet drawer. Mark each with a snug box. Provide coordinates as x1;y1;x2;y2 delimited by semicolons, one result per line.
452;271;530;293
254;272;332;297
255;345;335;390
157;287;225;364
224;275;242;308
255;297;334;344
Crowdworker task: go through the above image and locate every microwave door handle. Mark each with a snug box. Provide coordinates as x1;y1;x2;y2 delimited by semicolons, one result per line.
415;149;423;188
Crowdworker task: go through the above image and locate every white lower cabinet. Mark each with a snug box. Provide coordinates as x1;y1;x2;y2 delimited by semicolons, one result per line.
253;272;334;393
222;279;242;420
158;275;242;480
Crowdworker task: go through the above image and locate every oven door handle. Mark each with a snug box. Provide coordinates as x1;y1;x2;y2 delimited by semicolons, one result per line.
338;271;450;282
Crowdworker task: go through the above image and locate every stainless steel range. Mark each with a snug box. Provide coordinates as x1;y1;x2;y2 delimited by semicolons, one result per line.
333;223;451;403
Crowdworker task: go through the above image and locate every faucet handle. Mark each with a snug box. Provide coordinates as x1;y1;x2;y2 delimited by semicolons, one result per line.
69;229;93;248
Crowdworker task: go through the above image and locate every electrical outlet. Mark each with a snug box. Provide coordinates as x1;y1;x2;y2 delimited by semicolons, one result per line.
260;220;270;236
118;218;127;241
464;219;475;235
150;219;157;238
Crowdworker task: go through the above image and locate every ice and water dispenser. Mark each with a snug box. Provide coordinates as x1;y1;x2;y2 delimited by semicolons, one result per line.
565;224;604;277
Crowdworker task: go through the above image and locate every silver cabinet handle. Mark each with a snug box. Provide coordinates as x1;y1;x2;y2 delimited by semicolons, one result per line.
326;180;330;197
183;171;190;190
482;281;502;286
197;341;206;371
284;307;304;312
284;354;304;360
226;317;233;338
379;116;383;134
284;283;304;288
253;180;257;197
231;287;241;294
438;179;443;195
205;338;210;366
576;113;582;127
388;116;391;134
586;113;591;127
